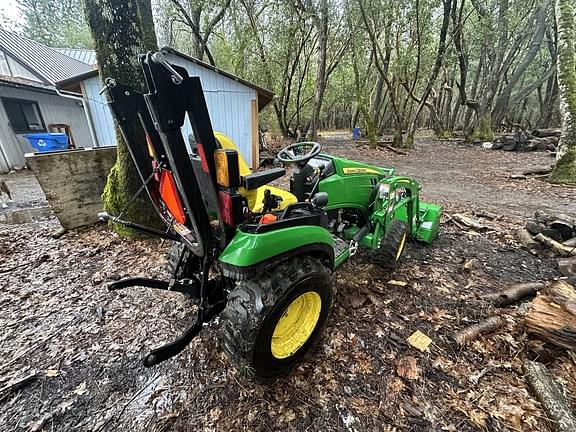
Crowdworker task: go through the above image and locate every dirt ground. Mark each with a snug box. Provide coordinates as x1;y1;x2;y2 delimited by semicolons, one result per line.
1;137;575;431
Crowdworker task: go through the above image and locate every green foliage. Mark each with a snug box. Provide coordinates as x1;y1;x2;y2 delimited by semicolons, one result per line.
8;0;92;48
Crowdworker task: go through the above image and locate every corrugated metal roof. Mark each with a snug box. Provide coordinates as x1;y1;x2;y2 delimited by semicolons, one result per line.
0;28;92;85
0;74;56;93
56;47;276;110
54;48;97;66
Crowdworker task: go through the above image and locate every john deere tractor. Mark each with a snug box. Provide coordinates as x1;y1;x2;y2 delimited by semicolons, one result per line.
100;49;441;382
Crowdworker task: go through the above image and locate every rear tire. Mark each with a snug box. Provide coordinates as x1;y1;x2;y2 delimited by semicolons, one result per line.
372;219;408;269
220;256;333;382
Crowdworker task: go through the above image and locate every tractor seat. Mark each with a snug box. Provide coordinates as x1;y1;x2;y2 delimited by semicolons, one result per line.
214;132;297;213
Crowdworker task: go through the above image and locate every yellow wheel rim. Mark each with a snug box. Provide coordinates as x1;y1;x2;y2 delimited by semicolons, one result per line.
271;292;322;359
396;232;407;261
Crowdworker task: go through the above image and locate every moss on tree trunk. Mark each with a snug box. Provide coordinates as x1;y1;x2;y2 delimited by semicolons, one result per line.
550;0;576;185
470;113;495;142
83;0;161;235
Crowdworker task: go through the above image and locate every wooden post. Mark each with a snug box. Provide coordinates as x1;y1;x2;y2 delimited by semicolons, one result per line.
251;99;259;171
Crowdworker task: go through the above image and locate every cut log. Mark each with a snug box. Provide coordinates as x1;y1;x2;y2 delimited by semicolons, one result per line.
535;210;553;225
454;316;505;345
517;228;540;251
534;234;576;256
532;128;562;138
483;282;545;307
526;220;546;236
525;281;576;350
522;166;553;176
534;210;574;226
558;257;576;277
541;228;563;242
549;220;574;241
524;361;576;432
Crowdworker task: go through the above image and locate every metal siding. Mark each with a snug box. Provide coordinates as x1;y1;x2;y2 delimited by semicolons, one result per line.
166;54;257;166
78;58;259;166
0;85;92;170
83;76;116;147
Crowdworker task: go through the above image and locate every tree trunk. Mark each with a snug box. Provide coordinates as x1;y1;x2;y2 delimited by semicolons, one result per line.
550;0;576;184
406;0;453;148
83;0;160;235
308;0;328;141
491;0;549;125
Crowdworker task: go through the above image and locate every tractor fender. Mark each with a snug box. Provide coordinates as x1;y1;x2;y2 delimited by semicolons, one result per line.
218;225;335;280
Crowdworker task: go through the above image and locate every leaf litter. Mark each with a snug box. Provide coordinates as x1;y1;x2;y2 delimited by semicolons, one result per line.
1;140;575;431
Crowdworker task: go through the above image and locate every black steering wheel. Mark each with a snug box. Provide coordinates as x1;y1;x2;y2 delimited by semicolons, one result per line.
277;142;322;166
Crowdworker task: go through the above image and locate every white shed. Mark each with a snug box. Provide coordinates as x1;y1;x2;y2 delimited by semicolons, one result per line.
57;49;274;170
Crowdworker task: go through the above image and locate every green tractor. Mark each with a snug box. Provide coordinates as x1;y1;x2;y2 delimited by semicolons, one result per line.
100;49;441;382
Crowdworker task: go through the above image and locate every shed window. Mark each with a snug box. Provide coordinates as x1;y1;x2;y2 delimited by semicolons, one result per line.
1;97;46;133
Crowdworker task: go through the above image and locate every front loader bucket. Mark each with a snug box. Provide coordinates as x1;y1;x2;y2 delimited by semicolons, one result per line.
415;202;442;243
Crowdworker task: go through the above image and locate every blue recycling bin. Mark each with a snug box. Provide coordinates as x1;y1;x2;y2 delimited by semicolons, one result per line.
352;127;361;140
24;133;69;152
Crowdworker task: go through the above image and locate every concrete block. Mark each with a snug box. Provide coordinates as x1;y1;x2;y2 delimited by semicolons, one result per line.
26;147;116;229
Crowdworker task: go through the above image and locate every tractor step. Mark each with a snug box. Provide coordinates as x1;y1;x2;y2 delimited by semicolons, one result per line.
332;235;350;268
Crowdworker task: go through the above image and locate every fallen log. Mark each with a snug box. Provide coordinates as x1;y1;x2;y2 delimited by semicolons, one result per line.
453;213;495;231
384;144;407;155
517;229;540;251
564;237;576;247
522;166;553;176
532;128;561;138
534;233;576;256
454;316;505;345
525;281;576;350
524;361;576;432
483;282;545;307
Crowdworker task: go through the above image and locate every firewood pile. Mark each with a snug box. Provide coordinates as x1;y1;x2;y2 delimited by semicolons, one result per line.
448;209;576;431
489;128;561;152
516;210;576;261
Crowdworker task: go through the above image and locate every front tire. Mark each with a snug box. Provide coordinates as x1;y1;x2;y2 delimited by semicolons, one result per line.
372;219;409;269
220;256;333;382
